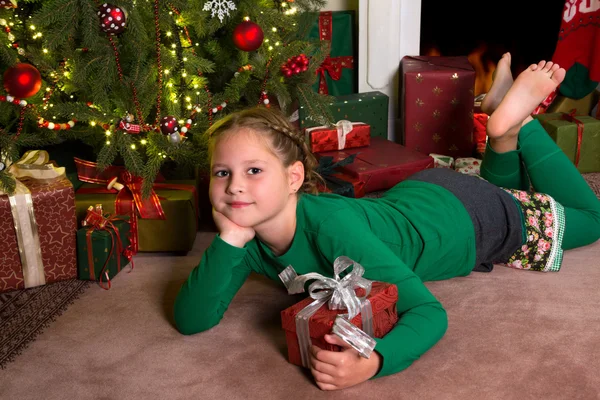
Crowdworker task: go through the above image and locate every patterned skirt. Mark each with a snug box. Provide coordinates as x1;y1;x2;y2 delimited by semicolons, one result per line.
501;189;566;272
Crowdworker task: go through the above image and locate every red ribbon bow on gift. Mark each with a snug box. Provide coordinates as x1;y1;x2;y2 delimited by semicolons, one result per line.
561;109;585;167
315;11;354;95
74;158;200;256
84;209;133;290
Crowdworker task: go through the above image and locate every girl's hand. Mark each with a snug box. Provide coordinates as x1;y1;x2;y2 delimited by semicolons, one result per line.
212;208;255;248
309;334;382;391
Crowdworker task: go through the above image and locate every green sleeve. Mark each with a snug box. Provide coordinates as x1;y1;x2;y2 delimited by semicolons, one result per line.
317;213;448;378
174;235;253;335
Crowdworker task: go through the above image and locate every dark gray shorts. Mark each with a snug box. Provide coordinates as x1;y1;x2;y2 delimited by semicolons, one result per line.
407;168;524;272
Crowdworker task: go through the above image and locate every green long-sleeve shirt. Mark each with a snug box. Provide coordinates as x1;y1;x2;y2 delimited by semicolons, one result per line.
174;180;476;377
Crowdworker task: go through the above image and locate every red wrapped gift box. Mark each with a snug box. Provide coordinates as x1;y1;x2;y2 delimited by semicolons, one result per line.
399;56;475;157
305;122;370;153
317;169;366;198
316;137;434;193
0;175;78;293
281;282;398;367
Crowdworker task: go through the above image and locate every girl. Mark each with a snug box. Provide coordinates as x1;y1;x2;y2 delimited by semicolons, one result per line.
174;57;600;391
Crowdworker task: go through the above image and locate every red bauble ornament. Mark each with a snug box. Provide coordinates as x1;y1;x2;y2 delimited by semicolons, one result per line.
0;0;17;8
160;116;179;135
232;21;264;52
3;63;42;99
98;3;127;35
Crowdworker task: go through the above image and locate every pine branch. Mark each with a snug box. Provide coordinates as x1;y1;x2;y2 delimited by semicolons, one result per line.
294;83;334;126
0;171;16;195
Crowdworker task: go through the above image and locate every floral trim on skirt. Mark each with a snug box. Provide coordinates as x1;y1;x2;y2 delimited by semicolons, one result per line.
501;189;566;272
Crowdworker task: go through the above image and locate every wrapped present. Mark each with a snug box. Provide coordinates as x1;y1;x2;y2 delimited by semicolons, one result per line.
547;90;600;116
429;153;455;169
399;56;475;157
473;113;489;156
77;207;132;289
455;157;481;175
316;137;434;194
299;91;389;138
73;158;199;253
305;121;370;153
316;154;366;198
0;150;77;293
279;256;399;368
307;11;356;96
534;112;600;173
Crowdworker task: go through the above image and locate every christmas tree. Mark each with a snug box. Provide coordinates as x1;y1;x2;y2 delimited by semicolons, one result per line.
0;0;333;195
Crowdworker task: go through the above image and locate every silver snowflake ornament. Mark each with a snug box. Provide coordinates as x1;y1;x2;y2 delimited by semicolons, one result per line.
203;0;236;23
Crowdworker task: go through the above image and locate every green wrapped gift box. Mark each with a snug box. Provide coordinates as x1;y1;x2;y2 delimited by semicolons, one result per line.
77;218;131;287
307;11;356;96
75;180;198;253
299;91;389;139
534;113;600;173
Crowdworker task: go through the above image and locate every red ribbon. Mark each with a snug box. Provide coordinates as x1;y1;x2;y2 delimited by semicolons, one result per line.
560;110;585;167
74;158;200;253
315;11;354;95
85;216;131;290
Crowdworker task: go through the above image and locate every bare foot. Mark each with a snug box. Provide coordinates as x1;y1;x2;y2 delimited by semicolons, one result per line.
481;52;513;115
487;60;566;139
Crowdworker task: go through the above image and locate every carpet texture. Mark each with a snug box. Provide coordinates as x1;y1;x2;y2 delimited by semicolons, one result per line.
0;174;598;399
0;279;90;369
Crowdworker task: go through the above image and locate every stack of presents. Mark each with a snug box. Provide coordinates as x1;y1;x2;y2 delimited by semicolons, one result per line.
1;10;599;364
0;149;200;293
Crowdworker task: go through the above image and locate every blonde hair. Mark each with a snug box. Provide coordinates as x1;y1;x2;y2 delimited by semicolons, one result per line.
206;107;323;195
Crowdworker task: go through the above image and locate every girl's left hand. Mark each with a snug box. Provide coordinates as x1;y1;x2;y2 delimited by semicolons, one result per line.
309;334;382;391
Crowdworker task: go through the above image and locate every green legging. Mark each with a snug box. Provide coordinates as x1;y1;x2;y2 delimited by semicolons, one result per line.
480;119;600;250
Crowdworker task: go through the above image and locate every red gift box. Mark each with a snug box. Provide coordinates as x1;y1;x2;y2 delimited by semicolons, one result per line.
399;56;475;157
281;282;398;367
0;175;78;292
305;122;370;153
317;169;366;198
316;137;434;193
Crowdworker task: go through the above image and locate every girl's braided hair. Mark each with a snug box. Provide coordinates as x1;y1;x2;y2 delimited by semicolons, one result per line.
205;107;324;195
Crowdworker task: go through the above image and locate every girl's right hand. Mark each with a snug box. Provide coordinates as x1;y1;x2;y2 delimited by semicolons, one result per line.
212;208;256;248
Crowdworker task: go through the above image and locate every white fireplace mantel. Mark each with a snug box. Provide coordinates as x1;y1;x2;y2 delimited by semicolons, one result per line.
324;0;422;141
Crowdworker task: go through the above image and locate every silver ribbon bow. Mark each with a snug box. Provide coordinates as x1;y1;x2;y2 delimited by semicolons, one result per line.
279;256;377;368
334;120;354;150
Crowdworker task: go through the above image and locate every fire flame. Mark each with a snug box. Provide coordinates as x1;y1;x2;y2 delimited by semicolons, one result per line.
423;44;496;96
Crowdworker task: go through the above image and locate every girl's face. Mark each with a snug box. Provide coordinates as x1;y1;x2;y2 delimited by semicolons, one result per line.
209;128;301;229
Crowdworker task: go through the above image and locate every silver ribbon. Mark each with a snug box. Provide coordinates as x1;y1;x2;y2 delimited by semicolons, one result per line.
334;120;354;150
279;256;377;367
4;180;46;288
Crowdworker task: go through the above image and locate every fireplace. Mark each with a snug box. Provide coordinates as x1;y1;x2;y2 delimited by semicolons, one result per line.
419;0;567;96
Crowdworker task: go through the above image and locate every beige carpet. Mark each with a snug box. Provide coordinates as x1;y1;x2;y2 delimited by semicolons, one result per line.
0;175;599;400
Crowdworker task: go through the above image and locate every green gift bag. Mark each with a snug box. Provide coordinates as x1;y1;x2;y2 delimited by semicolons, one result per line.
534;113;600;173
307;11;356;96
77;218;132;289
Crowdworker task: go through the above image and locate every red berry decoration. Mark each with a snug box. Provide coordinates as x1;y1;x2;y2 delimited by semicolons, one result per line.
98;3;127;35
0;0;17;8
280;54;309;78
232;21;264;52
3;63;42;99
160;116;179;135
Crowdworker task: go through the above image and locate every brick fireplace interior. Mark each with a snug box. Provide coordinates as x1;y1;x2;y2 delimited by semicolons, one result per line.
419;0;567;96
